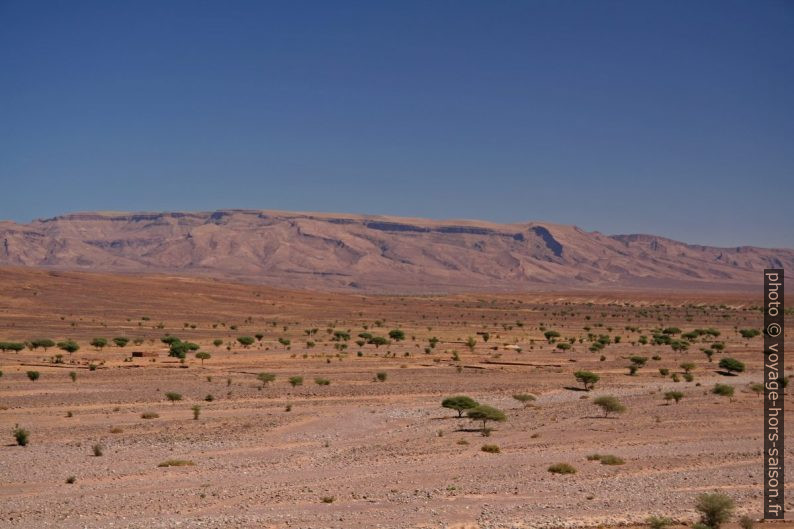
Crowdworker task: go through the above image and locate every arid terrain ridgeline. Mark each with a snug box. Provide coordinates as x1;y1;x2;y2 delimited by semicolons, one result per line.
0;210;791;292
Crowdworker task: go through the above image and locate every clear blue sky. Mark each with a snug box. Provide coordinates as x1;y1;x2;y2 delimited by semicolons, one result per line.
1;1;792;247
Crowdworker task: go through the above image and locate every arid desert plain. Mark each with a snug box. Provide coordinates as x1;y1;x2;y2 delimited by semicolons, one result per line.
0;267;791;529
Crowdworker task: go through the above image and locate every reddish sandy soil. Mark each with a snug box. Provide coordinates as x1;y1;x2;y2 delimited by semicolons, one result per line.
0;268;791;528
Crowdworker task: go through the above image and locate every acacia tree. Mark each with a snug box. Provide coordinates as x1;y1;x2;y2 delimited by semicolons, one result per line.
368;336;388;348
31;339;55;352
113;337;129;348
719;358;745;375
257;372;276;388
388;329;405;341
237;336;255;348
512;394;536;408
195;352;211;365
442;396;479;417
57;340;79;354
574;370;600;391
90;338;108;351
592;395;625;417
679;362;695;374
466;405;506;431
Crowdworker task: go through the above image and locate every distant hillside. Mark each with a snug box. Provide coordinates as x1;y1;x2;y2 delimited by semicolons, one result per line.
0;210;789;292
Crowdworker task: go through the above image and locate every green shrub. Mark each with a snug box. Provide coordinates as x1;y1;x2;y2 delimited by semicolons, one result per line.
141;412;159;419
158;459;195;467
481;444;500;453
695;492;734;529
165;392;182;404
26;371;40;381
288;376;304;387
664;391;684;403
375;372;387;382
739;515;754;529
712;384;734;398
598;454;624;465
548;463;576;474
315;377;331;386
92;444;104;457
646;515;674;529
12;425;29;446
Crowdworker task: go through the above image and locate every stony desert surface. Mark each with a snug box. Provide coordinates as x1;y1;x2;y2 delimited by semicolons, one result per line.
0;267;791;528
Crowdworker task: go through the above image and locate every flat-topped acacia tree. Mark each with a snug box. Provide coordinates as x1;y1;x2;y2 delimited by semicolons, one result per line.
237;336;255;348
718;358;745;374
30;339;55;352
57;340;79;354
592;395;625;417
466;405;506;431
574;370;600;391
257;372;276;388
442;396;479;417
